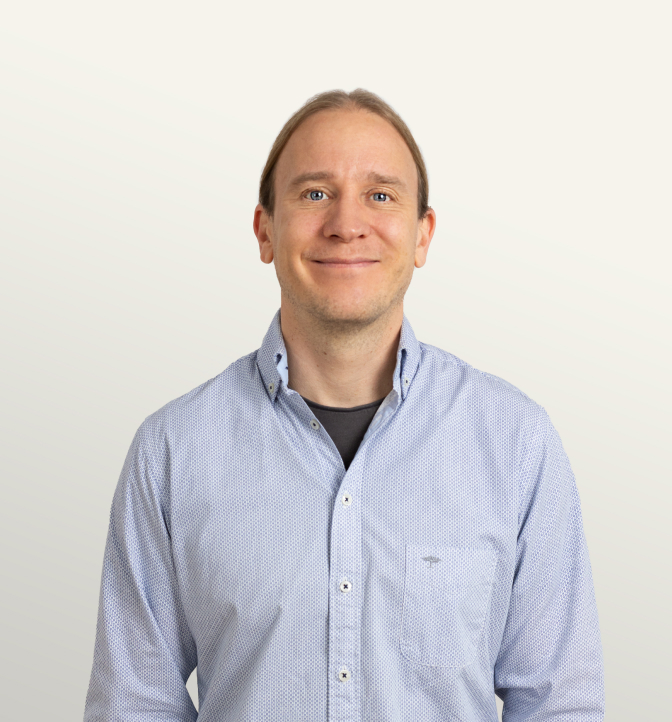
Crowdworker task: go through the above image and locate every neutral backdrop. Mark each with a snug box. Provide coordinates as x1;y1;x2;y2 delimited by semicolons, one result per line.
1;2;670;720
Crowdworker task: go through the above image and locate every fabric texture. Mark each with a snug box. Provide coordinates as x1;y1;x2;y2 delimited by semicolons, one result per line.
303;396;385;470
84;309;605;722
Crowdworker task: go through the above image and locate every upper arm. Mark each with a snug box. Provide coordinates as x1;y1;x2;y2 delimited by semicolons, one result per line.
494;409;604;721
83;420;198;722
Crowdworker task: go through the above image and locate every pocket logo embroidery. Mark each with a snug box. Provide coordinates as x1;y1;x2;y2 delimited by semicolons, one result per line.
401;546;496;668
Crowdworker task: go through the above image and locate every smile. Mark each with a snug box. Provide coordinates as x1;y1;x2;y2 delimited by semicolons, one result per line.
312;259;378;267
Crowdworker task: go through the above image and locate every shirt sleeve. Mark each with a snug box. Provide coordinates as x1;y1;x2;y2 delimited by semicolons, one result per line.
494;408;605;721
83;420;198;722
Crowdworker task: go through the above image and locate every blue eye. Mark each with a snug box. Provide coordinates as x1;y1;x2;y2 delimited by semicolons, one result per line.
309;190;325;201
372;193;388;202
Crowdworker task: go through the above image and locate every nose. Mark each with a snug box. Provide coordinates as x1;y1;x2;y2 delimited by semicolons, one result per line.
321;194;371;242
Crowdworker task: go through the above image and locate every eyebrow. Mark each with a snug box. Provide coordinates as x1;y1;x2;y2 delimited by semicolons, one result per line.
366;172;407;189
287;172;334;190
287;171;408;191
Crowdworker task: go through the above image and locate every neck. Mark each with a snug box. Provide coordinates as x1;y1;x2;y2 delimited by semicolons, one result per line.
279;299;402;408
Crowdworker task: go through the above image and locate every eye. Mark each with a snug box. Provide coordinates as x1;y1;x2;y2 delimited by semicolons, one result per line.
308;190;326;201
372;192;389;202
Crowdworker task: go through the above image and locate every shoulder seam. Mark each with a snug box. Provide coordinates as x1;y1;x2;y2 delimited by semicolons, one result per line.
420;342;535;403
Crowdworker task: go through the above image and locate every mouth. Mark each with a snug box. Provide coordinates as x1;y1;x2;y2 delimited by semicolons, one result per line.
311;258;378;268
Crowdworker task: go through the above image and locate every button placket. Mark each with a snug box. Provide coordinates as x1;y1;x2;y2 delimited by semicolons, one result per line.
328;472;362;718
339;493;353;594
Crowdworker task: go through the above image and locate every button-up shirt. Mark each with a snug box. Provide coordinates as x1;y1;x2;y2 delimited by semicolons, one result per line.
84;310;604;721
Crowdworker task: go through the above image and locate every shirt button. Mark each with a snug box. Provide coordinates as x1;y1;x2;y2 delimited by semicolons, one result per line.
339;579;353;593
310;419;320;430
404;377;409;386
268;382;275;394
341;492;352;506
338;667;351;682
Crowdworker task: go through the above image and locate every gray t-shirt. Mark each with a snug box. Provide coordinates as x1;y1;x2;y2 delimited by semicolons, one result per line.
302;396;385;470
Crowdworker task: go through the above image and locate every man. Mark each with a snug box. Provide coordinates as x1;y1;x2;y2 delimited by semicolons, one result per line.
84;89;604;721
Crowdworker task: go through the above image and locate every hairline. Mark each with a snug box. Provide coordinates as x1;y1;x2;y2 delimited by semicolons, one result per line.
259;90;429;220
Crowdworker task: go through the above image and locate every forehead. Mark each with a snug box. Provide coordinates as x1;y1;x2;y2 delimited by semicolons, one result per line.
275;108;417;187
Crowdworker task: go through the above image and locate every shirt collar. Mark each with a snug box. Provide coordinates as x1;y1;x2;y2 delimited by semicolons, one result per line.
256;308;421;403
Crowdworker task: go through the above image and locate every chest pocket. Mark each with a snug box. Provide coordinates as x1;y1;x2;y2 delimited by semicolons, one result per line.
399;545;496;668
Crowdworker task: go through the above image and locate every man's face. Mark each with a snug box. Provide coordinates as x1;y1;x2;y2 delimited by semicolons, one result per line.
254;109;435;328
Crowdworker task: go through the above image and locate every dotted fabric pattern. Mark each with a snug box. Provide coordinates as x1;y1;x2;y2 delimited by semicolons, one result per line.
83;310;604;721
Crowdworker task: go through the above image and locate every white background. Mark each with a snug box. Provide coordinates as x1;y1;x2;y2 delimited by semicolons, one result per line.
1;2;670;719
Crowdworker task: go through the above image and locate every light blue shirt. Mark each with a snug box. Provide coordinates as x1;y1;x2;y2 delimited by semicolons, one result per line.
84;310;604;721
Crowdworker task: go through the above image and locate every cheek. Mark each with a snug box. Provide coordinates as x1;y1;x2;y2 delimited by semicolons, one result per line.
279;213;322;246
376;216;418;260
273;215;322;270
291;212;325;241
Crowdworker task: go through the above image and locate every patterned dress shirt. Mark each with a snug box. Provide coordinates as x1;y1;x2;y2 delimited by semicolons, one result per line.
84;310;604;721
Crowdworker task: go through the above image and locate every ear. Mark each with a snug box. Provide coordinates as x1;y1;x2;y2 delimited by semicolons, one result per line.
414;207;436;269
253;204;274;264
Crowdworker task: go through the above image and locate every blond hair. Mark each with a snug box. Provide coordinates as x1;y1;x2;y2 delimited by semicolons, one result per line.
259;88;429;218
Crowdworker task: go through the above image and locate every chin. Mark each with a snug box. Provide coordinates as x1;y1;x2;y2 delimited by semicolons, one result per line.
281;276;403;328
308;295;391;328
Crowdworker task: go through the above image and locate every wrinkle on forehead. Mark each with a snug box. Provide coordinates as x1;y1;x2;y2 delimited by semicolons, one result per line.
276;110;417;195
288;170;409;193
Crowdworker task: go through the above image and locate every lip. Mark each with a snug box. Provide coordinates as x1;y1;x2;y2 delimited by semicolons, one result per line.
311;258;378;266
